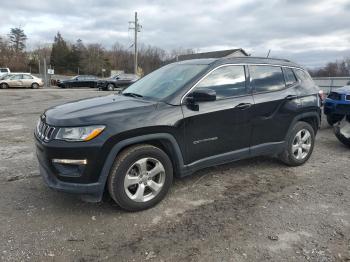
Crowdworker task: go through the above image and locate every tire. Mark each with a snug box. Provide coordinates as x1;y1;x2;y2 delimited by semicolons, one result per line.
279;121;315;166
327;114;344;126
107;83;115;91
31;83;39;89
0;83;8;89
334;119;350;147
108;144;173;211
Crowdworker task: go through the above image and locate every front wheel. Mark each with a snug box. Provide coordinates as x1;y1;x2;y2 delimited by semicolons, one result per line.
108;144;173;211
31;83;39;89
334;118;350;147
280;121;315;166
0;83;8;89
327;114;344;126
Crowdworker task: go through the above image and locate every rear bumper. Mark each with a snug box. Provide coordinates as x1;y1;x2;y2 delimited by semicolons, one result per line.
97;82;108;89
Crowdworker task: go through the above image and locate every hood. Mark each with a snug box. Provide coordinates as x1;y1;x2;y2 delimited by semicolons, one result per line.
44;94;158;126
333;86;350;94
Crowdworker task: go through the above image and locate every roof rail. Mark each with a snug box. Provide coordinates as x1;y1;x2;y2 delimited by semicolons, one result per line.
245;56;291;62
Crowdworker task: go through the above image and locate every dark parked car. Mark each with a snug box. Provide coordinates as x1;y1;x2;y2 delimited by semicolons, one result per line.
35;57;321;211
97;73;140;91
323;86;350;125
57;75;98;88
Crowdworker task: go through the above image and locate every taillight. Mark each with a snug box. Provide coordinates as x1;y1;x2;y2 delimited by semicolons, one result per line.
318;90;326;103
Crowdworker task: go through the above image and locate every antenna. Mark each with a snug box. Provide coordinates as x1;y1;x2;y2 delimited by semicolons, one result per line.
266;49;271;58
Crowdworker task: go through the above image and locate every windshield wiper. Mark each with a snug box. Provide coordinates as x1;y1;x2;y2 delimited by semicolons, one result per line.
122;92;143;98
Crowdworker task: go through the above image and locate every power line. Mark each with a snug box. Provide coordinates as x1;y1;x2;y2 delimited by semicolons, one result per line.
129;12;142;74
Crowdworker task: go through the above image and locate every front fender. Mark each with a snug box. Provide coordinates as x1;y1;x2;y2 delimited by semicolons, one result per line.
93;133;185;200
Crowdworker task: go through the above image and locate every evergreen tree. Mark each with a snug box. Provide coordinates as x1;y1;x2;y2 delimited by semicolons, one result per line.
8;27;27;52
50;32;70;73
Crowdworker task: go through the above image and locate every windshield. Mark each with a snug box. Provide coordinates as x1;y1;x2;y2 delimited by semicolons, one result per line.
1;74;13;80
122;63;207;100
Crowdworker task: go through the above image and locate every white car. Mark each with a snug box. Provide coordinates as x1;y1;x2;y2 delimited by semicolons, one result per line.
0;68;10;78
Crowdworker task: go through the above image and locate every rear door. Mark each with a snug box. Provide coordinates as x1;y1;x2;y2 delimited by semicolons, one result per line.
22;74;34;87
182;65;254;164
249;65;301;149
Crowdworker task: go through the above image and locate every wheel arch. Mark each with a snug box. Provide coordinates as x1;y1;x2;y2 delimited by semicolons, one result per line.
287;112;320;137
96;133;185;199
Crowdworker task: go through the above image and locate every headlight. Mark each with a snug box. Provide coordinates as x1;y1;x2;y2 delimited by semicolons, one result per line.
55;125;105;141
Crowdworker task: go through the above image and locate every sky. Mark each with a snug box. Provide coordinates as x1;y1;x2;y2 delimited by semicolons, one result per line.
0;0;350;68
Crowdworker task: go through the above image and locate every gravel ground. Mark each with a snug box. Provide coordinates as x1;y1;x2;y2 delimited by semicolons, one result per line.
0;88;349;262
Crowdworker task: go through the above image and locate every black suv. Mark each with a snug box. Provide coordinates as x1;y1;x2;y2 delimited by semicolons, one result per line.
35;57;321;211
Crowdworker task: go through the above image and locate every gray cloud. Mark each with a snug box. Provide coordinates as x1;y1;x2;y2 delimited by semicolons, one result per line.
0;0;349;67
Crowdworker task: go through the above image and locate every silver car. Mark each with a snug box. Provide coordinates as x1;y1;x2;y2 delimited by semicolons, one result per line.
0;73;44;89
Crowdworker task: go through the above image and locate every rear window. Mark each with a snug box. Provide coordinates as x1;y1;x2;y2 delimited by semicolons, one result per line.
283;67;297;86
295;69;315;87
23;75;33;79
0;69;8;73
250;65;285;93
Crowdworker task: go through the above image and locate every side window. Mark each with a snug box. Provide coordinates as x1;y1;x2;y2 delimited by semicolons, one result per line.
11;75;23;80
23;75;33;79
195;65;247;99
250;65;285;93
283;67;297;86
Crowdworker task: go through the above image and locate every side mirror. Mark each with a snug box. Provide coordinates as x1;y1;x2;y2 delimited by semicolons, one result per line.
189;88;216;102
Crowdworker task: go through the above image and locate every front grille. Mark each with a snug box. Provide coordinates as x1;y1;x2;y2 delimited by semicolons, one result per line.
346;95;350;101
328;92;342;100
36;119;55;142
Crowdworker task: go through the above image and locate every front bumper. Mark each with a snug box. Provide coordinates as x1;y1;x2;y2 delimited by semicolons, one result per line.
97;82;108;89
324;100;350;115
35;135;107;202
38;161;103;202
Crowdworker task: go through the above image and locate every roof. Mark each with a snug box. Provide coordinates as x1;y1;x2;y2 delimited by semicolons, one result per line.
174;56;302;69
216;56;300;68
177;48;248;61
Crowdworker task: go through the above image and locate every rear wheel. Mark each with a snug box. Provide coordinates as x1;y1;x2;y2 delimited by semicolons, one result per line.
31;83;39;89
280;121;315;166
107;83;115;91
327;114;344;126
108;144;173;211
0;83;8;89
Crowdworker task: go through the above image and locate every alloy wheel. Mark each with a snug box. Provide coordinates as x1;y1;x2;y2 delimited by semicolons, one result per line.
107;84;114;91
124;157;165;202
292;129;312;160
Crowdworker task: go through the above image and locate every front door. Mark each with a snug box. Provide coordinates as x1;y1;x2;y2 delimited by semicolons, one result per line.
8;74;24;88
181;65;254;165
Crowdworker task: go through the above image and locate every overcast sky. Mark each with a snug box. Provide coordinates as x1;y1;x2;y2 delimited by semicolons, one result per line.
1;0;349;68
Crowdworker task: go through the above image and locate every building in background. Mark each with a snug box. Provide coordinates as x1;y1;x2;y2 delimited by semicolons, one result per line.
175;48;249;61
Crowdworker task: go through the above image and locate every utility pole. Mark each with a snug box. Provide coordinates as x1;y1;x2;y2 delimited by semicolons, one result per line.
129;12;142;75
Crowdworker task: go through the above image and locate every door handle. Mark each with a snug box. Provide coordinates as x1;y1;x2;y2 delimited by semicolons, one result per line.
235;103;252;110
285;95;298;100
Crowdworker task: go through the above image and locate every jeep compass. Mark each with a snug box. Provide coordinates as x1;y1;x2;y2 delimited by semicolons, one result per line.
35;57;321;211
